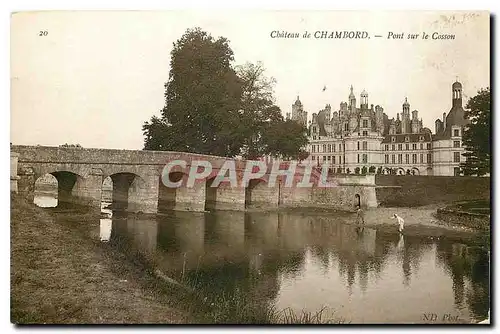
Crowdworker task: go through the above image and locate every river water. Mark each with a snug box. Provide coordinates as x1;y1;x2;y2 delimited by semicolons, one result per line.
34;194;490;324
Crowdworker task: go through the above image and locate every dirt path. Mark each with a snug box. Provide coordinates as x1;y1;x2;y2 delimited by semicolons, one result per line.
11;195;187;324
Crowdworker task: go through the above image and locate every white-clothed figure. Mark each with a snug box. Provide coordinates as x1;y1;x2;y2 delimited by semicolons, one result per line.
392;214;405;233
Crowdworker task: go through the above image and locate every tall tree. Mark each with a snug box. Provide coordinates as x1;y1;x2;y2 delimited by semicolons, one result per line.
461;87;490;176
235;62;308;160
143;28;243;157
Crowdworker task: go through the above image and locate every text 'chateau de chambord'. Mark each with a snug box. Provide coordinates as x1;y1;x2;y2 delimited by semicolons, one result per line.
287;80;469;177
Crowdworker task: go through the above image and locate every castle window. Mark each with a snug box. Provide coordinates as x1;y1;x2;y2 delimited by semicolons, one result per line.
344;123;349;131
453;141;460;148
339;156;342;164
405;154;409;164
312;156;315;160
385;145;389;151
313;127;317;133
357;154;360;163
427;143;431;150
398;144;402;150
362;119;368;128
420;143;424;150
391;155;395;164
339;144;342;152
427;153;432;163
362;131;368;136
392;137;396;142
405;136;409;142
362;154;368;163
333;145;336;152
323;156;326;162
454;152;460;162
332;156;336;164
328;144;331;152
398;154;402;164
357;142;360;150
385;154;389;164
412;154;417;164
412;143;417;150
420;154;424;163
362;141;368;150
419;136;424;141
323;144;327;152
392;144;395;151
327;156;331;161
454;129;460;137
405;143;409;150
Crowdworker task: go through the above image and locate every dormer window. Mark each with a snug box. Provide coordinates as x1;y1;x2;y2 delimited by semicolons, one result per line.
392;137;396;142
453;129;460;137
405;136;409;142
419;136;424;141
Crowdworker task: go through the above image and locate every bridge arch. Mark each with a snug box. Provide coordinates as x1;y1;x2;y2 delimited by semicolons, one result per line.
245;178;272;209
107;172;147;212
34;173;58;207
205;176;218;211
158;171;187;212
33;170;86;207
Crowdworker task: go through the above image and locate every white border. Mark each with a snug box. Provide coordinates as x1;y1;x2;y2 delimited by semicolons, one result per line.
3;1;497;333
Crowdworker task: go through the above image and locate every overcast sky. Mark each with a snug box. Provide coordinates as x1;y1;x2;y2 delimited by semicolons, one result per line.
11;11;489;149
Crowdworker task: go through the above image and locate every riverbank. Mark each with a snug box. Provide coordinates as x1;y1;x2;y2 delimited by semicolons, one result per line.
11;195;187;324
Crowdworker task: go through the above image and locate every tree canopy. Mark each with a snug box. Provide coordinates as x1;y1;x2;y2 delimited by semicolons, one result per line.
460;87;490;176
143;28;308;160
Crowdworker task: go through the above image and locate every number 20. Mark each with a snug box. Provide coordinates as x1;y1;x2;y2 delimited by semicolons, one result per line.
39;31;48;36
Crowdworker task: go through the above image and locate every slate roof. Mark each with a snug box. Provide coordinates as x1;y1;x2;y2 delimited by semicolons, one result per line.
382;132;432;144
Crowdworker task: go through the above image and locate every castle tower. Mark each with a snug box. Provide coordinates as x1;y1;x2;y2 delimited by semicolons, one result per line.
349;85;356;111
340;101;348;117
452;80;463;107
389;119;396;135
291;96;308;127
360;90;369;109
401;97;411;133
375;105;384;134
411;110;420;133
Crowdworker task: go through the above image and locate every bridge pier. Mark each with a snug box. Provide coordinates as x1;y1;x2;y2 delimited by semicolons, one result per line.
71;169;103;211
208;182;246;211
175;181;205;212
17;167;35;203
128;173;159;214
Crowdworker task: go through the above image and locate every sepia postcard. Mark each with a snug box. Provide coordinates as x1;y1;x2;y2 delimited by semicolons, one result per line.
10;10;491;325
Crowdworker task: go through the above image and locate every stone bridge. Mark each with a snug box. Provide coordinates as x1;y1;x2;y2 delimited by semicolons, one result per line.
11;145;378;213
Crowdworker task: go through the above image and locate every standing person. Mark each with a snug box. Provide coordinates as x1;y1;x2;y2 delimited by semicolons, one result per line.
356;203;365;225
392;214;405;233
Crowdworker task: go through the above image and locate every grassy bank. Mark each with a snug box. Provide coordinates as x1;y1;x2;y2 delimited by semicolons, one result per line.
10;194;187;324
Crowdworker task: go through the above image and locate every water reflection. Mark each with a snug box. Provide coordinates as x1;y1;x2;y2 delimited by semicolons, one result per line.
34;194;57;208
99;209;489;324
